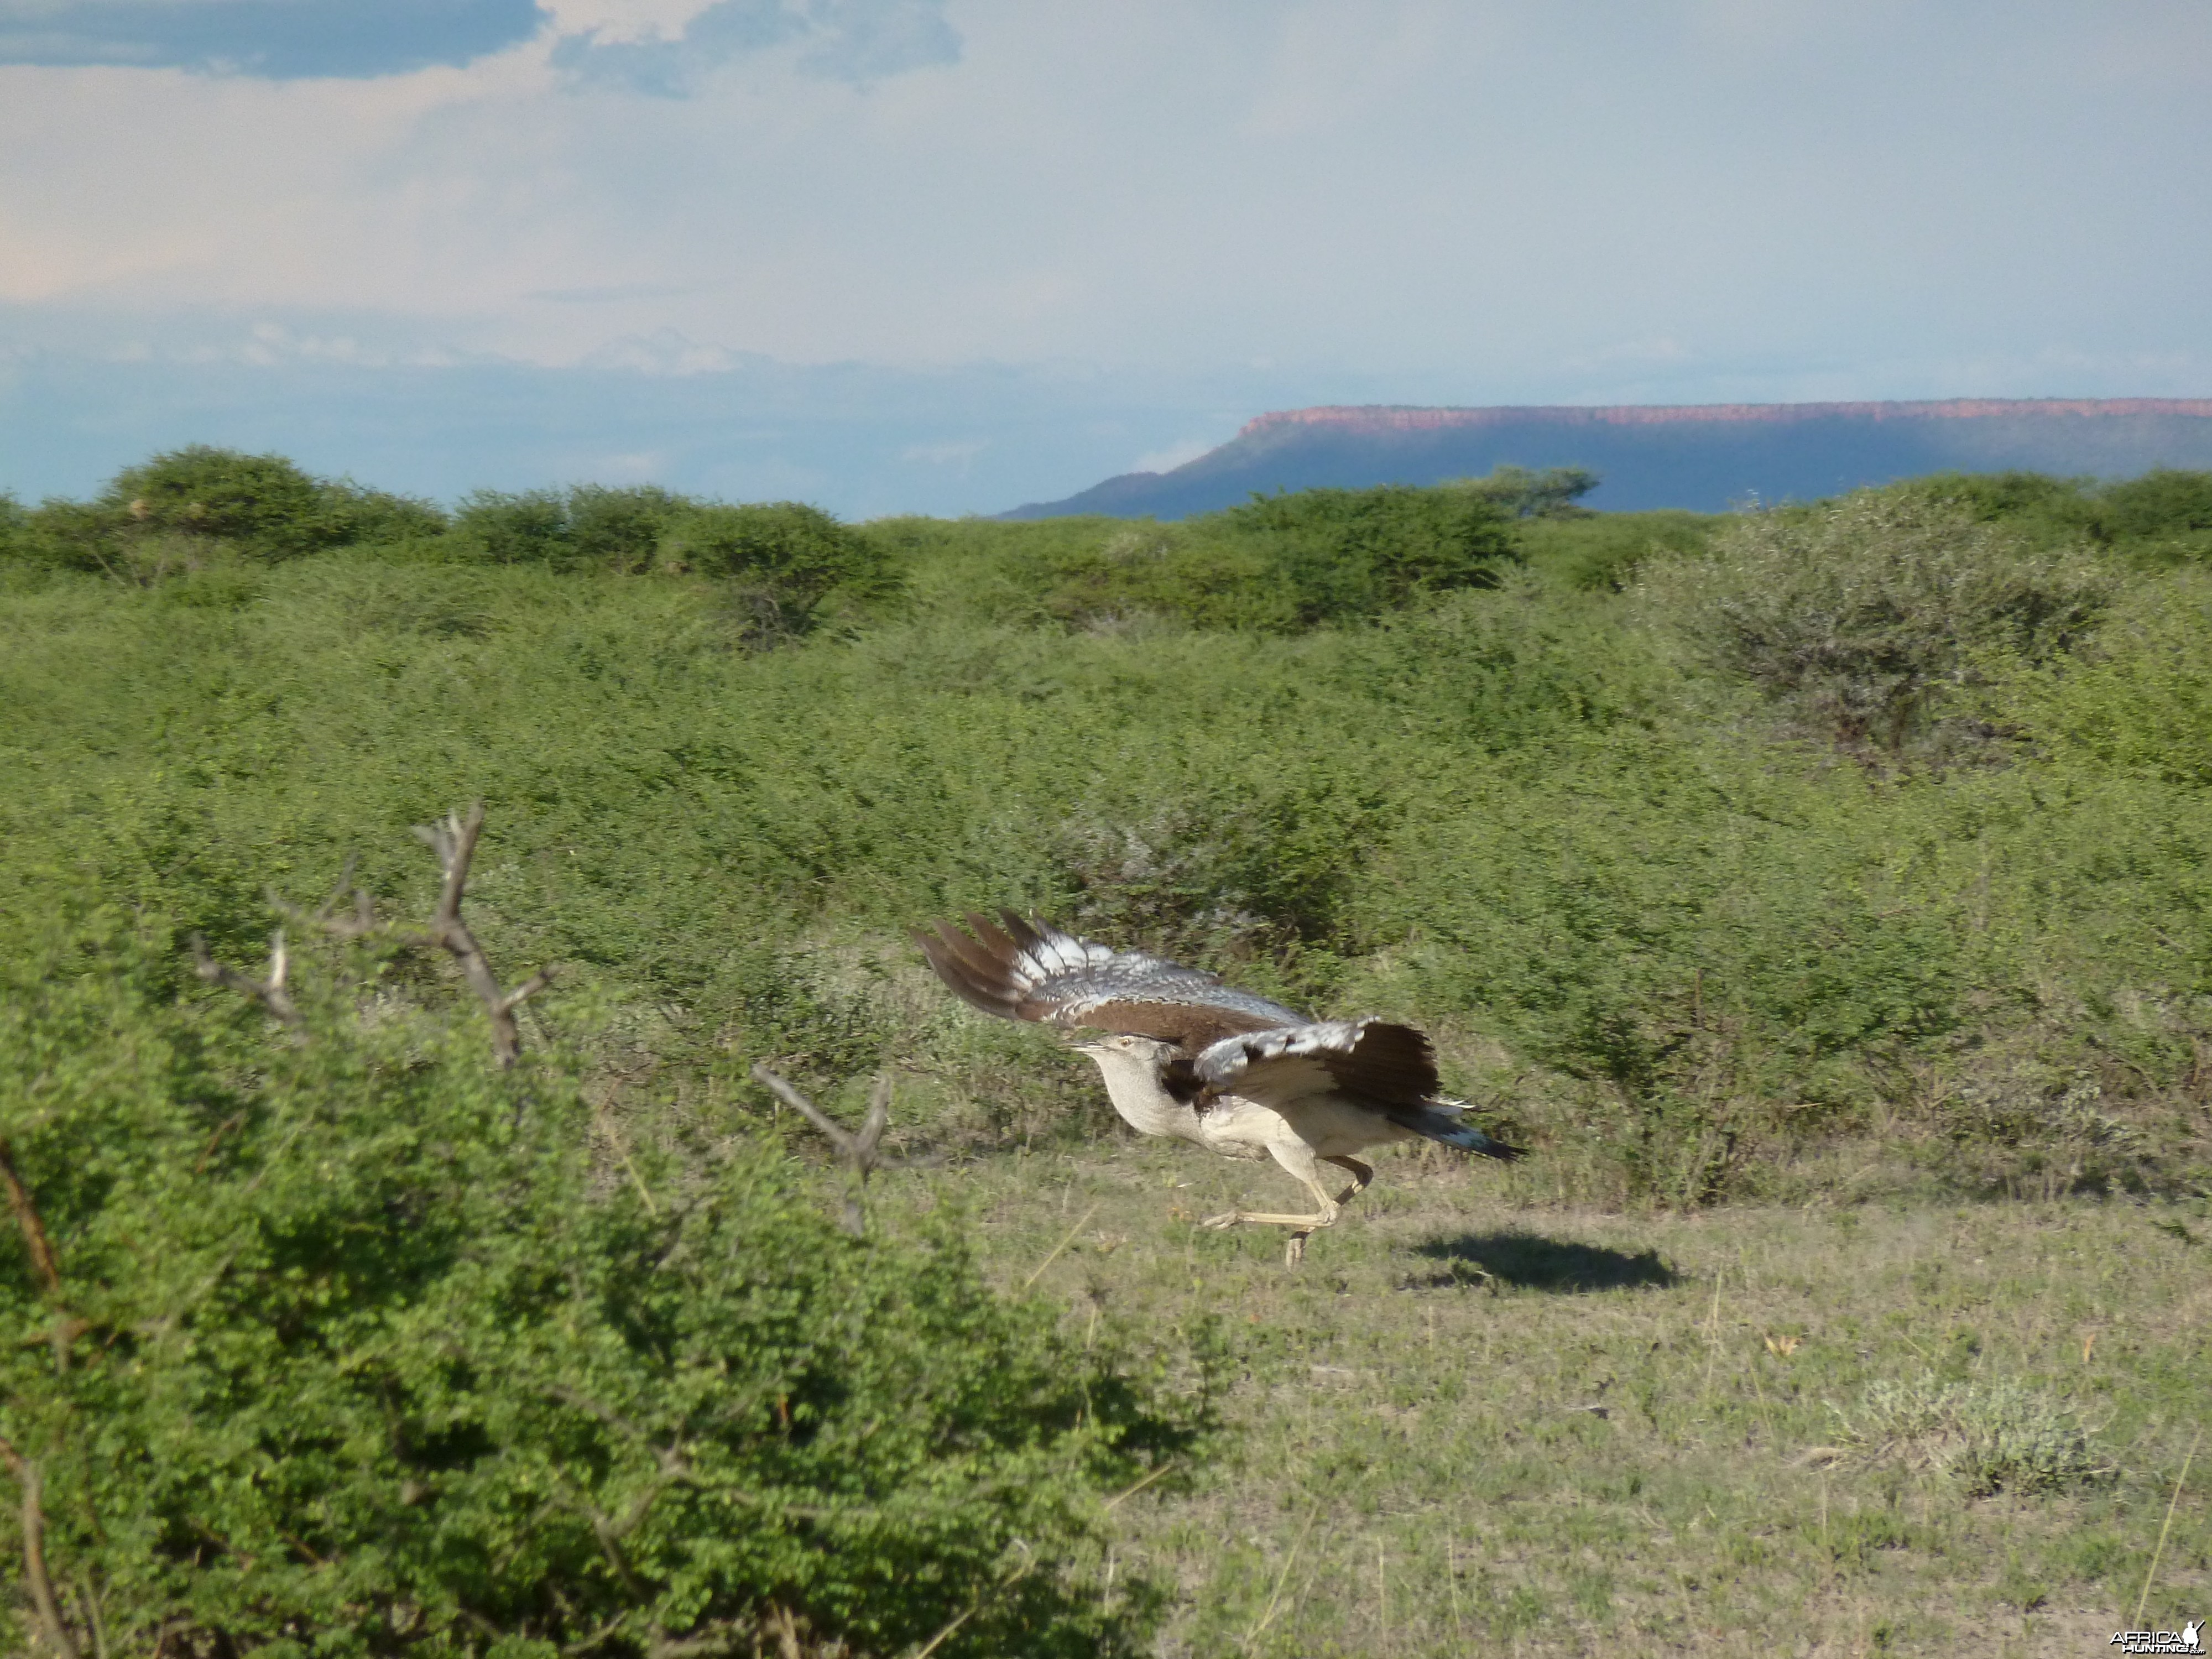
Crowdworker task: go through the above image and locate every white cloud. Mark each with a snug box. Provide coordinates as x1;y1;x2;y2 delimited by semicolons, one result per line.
583;328;747;374
900;437;987;468
550;0;957;94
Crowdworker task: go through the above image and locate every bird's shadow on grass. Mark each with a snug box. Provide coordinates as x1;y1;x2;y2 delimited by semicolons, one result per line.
1405;1230;1679;1293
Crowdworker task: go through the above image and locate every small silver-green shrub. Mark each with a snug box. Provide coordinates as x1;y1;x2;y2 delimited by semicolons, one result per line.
1832;1373;2110;1495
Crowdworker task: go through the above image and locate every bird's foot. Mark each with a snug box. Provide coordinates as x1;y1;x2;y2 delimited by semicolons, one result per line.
1284;1232;1310;1267
1201;1209;1245;1230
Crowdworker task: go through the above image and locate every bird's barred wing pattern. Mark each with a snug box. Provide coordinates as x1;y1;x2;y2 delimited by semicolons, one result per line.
1185;1019;1441;1111
913;911;1304;1048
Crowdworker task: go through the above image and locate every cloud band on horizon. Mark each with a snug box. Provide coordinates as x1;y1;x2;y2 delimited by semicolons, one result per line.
0;0;959;86
0;0;549;77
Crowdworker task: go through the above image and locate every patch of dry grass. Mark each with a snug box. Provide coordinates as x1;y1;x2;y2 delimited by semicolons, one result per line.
870;1135;2211;1656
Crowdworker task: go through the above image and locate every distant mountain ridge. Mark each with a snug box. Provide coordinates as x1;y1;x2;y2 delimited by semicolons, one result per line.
1001;397;2212;519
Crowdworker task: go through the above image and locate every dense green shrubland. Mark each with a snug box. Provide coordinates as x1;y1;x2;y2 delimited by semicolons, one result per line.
5;446;2212;1646
1;889;1198;1655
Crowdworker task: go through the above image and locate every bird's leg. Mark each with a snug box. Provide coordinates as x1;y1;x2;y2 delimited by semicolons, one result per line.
1201;1169;1342;1253
1323;1155;1374;1206
1282;1160;1374;1265
1202;1204;1339;1227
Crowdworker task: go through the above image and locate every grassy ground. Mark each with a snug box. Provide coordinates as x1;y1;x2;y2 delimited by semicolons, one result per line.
869;1134;2210;1656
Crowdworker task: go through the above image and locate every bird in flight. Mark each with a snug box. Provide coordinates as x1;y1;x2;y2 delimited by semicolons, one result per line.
915;911;1522;1263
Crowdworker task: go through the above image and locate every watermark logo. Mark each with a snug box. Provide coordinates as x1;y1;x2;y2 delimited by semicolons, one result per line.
2111;1620;2202;1655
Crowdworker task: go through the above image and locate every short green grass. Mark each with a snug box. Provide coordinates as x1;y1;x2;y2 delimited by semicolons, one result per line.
866;1135;2210;1656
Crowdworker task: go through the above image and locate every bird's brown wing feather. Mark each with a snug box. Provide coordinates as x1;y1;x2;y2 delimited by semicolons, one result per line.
913;911;1303;1050
1189;1019;1441;1110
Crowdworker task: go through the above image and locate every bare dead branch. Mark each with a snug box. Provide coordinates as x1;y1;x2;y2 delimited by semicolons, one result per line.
583;1506;646;1598
410;803;556;1070
0;1439;81;1659
504;967;557;1012
0;1139;62;1300
751;1067;924;1238
0;1142;80;1375
750;1067;894;1170
268;853;379;942
192;1112;249;1177
190;930;304;1031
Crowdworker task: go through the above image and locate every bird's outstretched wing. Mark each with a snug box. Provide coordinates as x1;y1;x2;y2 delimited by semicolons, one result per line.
1182;1021;1526;1159
1183;1019;1441;1111
914;911;1304;1049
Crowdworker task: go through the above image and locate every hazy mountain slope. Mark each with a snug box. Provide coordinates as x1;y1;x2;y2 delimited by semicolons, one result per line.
1001;398;2212;518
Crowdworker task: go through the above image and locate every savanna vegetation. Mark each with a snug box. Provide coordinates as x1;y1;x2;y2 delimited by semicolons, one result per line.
2;447;2208;1653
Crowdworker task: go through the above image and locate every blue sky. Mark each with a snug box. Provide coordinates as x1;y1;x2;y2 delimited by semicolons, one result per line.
3;1;2209;516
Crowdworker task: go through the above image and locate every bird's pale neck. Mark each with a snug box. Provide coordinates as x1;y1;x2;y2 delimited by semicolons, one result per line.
1081;1047;1203;1144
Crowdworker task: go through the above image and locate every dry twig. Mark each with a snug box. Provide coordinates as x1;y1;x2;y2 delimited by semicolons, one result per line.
0;1437;80;1659
750;1066;920;1237
190;929;303;1031
0;1139;62;1299
245;805;556;1068
268;852;378;941
0;1138;84;1373
413;804;555;1070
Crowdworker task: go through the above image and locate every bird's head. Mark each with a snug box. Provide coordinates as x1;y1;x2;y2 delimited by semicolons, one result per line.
1070;1032;1175;1066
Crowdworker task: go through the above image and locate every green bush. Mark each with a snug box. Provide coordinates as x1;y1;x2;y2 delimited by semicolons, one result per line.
1887;467;2212;564
452;484;691;572
452;486;574;565
1515;509;1715;591
1208;483;1521;625
1011;523;1291;633
859;490;1523;635
103;445;330;555
569;483;691;571
319;478;449;547
1986;567;2212;789
1637;489;2110;752
1892;469;2099;545
656;501;899;639
13;448;447;579
2094;467;2212;563
0;879;1197;1655
1446;463;1600;520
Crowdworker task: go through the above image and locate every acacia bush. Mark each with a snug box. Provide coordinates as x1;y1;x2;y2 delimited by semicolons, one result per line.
1006;523;1288;632
0;869;1199;1655
0;492;25;559
655;502;898;640
1890;466;2212;565
1984;566;2212;789
1637;488;2110;753
1514;508;1712;591
1444;462;1600;520
5;447;445;580
451;484;692;573
1207;483;1521;625
964;484;1527;635
2093;467;2212;563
